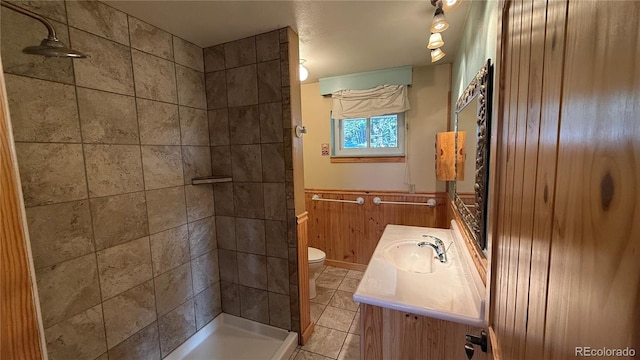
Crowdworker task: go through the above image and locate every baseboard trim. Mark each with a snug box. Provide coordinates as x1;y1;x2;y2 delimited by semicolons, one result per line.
325;259;367;272
301;322;315;345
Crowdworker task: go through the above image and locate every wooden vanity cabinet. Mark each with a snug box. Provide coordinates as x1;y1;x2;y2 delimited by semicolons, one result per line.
360;303;487;360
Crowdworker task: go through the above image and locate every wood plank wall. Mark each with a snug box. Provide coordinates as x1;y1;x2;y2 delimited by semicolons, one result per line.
490;0;640;358
0;62;44;359
306;190;449;265
296;212;314;344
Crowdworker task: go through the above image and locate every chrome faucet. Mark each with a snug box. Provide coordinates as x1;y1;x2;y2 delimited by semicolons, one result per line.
417;235;448;263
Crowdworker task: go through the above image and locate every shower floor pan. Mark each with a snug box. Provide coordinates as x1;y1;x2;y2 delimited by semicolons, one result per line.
164;313;298;360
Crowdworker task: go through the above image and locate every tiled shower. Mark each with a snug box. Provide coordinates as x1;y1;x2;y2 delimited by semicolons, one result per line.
1;1;301;359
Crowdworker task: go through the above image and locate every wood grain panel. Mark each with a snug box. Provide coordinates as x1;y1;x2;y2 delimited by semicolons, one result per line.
296;212;313;344
306;190;448;265
543;1;640;357
0;64;44;359
490;0;640;358
361;304;487;360
436;131;458;181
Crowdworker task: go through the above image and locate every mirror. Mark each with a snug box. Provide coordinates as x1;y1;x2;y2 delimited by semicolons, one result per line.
453;59;492;250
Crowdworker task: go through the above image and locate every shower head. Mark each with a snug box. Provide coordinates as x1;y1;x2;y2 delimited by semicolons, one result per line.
24;38;87;58
1;1;87;58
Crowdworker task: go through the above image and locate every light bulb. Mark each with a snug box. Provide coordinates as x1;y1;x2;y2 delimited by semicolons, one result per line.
431;48;445;62
442;0;461;11
427;33;444;49
299;63;308;81
430;8;449;33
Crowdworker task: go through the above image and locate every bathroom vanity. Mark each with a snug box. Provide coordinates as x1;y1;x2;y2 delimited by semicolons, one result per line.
354;223;487;359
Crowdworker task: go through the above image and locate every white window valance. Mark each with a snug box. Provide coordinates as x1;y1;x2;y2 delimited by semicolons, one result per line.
331;84;410;120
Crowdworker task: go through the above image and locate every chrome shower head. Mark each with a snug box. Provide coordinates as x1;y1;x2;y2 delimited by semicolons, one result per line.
1;1;87;58
23;38;87;58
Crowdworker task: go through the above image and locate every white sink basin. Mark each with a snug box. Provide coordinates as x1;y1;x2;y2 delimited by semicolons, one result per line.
383;240;440;274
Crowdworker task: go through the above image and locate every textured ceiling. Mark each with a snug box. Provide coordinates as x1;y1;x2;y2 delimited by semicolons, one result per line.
105;0;472;82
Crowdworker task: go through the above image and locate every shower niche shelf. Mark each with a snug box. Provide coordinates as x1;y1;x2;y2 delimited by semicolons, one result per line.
191;176;233;185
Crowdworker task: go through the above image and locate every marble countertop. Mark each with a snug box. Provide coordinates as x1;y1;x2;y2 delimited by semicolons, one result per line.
353;222;485;327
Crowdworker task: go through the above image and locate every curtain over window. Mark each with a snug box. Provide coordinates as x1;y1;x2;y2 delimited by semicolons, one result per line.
331;84;410;120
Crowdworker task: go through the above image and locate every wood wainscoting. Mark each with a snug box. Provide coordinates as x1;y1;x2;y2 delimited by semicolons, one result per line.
306;190;449;266
296;212;314;344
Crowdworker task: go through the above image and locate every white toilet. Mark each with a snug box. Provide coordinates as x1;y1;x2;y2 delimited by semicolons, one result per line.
308;247;326;299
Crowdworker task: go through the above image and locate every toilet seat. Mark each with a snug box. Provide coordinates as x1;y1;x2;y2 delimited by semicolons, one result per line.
308;247;326;264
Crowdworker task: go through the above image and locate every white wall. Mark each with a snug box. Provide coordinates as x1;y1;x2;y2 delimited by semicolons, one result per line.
301;64;451;192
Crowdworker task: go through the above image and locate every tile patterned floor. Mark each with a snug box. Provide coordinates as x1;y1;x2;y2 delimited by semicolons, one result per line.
289;266;363;360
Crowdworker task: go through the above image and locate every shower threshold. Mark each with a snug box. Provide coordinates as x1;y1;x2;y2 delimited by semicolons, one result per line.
164;313;298;360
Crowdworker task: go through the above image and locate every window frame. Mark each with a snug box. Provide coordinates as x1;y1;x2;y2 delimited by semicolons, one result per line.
331;112;406;158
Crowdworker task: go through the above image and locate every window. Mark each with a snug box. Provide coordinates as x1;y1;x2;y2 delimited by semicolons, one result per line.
332;113;405;158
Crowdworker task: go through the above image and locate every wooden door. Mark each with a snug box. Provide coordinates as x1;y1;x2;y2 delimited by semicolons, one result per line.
489;0;640;358
0;62;45;358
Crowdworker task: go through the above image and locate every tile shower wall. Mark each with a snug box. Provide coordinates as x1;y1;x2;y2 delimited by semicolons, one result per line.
2;1;220;359
204;29;300;333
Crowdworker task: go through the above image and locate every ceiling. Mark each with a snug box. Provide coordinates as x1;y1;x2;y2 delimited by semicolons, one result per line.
106;0;472;82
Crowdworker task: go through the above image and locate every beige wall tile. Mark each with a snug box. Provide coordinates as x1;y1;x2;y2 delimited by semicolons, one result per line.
176;65;206;109
146;186;187;233
154;263;193;316
141;145;184;190
194;284;221;330
228;105;260;144
231;144;262;182
103;281;157;349
212;182;234;216
108;322;160;360
220;281;240;316
259;102;284;143
257;60;282;103
158;299;195;357
70;29;134;95
265;220;288;259
188;216;217;259
179;106;208;146
173;36;204;72
36;254;101;328
210;146;232;178
226;64;258;107
236;253;267;290
97;237;153;300
256;31;280;62
208;109;230;146
149;225;189;275
217;248;238;283
84;144;143;197
26;200;94;269
205;70;227;110
132;49;177;103
90;191;148;250
185;184;214;222
137;99;180;145
204;45;224;73
267;257;289;295
263;182;286;221
1;10;73;83
233;182;264;219
235;217;265;255
16;143;87;207
128;16;173;60
191;250;220;294
238;285;268;324
182;146;211;183
268;292;291;330
11;0;67;22
44;305;106;360
224;37;256;68
215;216;236;251
261;144;285;182
77;88;138;144
67;1;129;45
6;74;79;142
